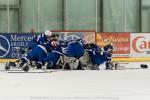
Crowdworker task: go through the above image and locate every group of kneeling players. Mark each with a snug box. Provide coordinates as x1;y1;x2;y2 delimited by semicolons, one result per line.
5;30;114;72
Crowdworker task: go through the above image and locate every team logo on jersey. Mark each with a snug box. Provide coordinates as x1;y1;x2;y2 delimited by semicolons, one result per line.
0;35;10;58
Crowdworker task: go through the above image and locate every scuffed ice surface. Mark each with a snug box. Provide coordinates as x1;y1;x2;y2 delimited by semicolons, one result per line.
0;62;150;100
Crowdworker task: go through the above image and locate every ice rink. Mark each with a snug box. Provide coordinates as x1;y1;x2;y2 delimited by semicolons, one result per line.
0;62;150;100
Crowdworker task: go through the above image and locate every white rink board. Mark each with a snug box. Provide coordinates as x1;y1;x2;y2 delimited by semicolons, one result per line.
131;33;150;57
0;63;150;100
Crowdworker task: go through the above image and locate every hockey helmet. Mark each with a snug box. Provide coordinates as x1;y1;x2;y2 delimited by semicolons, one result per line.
44;30;52;37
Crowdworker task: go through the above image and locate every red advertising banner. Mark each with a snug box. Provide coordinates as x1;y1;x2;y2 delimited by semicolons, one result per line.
96;33;130;57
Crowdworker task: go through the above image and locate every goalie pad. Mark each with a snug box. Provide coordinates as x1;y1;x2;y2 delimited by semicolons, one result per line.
63;56;79;70
79;50;95;70
79;50;90;66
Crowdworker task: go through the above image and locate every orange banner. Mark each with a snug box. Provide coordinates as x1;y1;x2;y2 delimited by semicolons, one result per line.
96;33;130;57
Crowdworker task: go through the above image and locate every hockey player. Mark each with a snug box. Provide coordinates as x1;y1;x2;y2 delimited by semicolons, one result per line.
42;39;86;70
67;39;85;59
102;44;114;69
30;30;59;49
87;43;114;70
18;30;59;71
42;40;67;69
62;39;88;70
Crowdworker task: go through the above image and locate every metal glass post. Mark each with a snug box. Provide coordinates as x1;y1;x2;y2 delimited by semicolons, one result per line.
7;0;9;33
37;0;40;32
124;0;126;32
96;0;98;32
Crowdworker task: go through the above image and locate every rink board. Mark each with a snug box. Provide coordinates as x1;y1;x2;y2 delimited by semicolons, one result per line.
0;32;150;62
1;57;150;63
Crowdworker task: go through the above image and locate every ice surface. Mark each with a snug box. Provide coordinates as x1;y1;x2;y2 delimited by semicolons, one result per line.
0;62;150;100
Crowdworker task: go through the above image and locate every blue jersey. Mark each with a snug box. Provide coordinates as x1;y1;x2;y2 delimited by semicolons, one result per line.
36;33;53;53
67;41;84;58
42;43;64;68
58;39;85;59
42;39;85;68
30;35;38;49
87;45;112;66
25;33;53;65
37;34;46;45
57;40;68;55
27;46;47;63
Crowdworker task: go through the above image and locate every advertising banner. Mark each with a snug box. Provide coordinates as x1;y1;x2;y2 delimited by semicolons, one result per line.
96;33;130;57
0;33;34;59
131;33;150;57
56;31;95;43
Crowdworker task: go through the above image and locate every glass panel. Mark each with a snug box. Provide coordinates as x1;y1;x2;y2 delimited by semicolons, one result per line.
0;10;7;32
65;0;96;30
9;10;18;32
39;0;63;32
103;0;140;32
21;0;38;32
142;0;150;32
103;0;125;32
0;0;18;5
125;0;141;32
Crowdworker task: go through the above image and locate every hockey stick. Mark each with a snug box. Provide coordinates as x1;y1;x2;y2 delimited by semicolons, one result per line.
7;69;68;73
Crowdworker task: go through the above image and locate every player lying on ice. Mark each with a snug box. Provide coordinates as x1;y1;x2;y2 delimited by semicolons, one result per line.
85;43;114;70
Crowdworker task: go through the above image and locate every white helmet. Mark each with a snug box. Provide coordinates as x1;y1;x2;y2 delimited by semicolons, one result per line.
44;30;52;36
